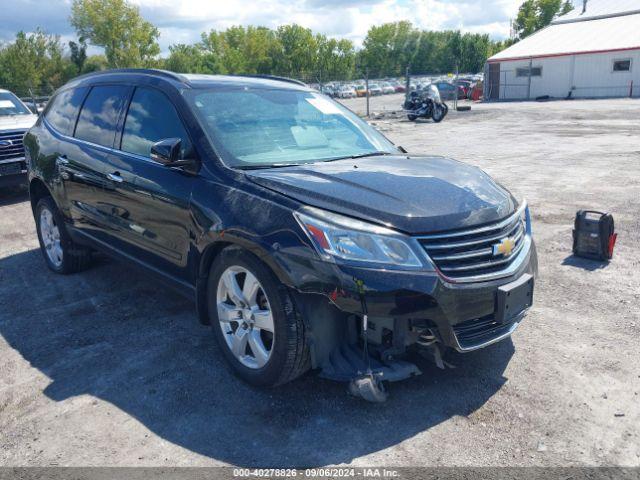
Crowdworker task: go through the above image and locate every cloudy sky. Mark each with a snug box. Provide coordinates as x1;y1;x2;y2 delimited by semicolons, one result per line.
1;0;543;54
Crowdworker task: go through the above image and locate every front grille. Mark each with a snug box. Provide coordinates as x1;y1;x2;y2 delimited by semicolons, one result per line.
453;315;516;350
418;209;526;281
0;130;27;162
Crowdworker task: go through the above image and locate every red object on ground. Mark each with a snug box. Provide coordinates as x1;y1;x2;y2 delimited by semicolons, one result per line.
470;84;483;101
608;233;618;258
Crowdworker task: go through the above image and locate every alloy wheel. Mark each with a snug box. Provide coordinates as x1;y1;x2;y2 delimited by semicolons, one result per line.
216;265;275;369
40;208;63;268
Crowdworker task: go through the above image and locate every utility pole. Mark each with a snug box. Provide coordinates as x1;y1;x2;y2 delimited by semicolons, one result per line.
453;63;459;110
527;57;533;100
365;69;370;118
405;66;411;105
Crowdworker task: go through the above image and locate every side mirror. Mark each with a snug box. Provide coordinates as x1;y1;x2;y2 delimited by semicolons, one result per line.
150;138;182;165
150;138;199;173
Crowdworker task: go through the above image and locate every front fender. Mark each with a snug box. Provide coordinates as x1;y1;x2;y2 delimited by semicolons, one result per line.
190;176;339;324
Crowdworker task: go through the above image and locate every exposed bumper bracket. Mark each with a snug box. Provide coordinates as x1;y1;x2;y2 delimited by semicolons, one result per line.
319;342;421;383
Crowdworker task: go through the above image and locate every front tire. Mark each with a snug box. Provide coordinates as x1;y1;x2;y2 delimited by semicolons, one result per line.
35;197;93;274
207;246;310;387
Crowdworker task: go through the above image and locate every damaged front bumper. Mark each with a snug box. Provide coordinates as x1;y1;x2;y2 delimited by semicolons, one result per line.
287;239;538;382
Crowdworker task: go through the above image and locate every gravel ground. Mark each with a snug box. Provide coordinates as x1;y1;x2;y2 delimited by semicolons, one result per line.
0;97;639;467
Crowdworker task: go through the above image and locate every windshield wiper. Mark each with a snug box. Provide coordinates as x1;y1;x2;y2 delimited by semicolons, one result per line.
324;151;392;162
236;163;307;170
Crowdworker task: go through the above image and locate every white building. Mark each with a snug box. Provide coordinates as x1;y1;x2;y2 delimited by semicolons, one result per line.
486;0;640;100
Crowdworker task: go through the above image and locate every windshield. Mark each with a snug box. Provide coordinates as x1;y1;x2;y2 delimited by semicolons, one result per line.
0;92;31;116
185;88;397;168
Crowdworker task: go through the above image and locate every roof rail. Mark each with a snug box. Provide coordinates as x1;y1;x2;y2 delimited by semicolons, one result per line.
234;74;308;87
73;68;188;84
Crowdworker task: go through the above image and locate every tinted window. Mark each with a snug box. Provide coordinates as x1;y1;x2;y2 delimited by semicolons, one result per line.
45;87;88;136
121;87;193;159
75;85;129;147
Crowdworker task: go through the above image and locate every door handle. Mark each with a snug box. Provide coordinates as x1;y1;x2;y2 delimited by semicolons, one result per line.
107;172;123;183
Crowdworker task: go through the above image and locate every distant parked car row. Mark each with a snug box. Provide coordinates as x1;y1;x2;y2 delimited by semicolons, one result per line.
313;73;483;101
318;80;407;98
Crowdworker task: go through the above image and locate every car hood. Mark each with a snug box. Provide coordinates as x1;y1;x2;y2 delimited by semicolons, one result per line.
246;155;517;234
0;114;38;131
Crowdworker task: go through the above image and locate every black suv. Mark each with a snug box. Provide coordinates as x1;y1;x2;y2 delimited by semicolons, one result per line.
25;69;537;390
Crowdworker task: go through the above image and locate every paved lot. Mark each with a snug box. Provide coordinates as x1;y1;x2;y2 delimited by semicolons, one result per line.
1;98;639;467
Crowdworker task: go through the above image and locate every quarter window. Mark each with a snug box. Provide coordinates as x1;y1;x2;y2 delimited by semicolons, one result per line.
613;59;631;72
45;87;88;136
121;87;193;159
75;85;130;147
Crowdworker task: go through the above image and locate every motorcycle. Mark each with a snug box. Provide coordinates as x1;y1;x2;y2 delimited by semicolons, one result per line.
402;84;448;123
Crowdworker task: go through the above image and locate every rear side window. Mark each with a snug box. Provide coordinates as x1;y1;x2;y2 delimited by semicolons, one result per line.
45;87;88;136
121;87;193;159
75;85;129;147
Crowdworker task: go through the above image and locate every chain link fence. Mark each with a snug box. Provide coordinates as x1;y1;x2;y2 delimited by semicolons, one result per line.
293;69;482;118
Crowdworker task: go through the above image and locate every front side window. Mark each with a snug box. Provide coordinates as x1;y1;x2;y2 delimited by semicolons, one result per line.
185;88;396;168
613;59;631;72
45;87;88;136
0;91;32;117
75;85;129;147
121;87;193;159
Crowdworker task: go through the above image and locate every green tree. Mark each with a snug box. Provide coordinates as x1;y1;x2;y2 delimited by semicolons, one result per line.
164;44;208;73
199;26;279;75
315;35;355;82
273;24;317;78
82;54;108;73
70;0;160;68
0;29;74;96
514;0;574;39
69;38;87;72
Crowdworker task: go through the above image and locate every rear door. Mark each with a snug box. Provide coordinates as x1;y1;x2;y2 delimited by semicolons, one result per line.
60;84;131;240
100;86;196;281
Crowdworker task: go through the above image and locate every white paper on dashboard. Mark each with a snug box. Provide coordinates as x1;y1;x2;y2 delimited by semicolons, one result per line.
306;96;342;115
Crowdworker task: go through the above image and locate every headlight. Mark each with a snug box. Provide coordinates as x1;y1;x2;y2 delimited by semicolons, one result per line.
294;207;425;269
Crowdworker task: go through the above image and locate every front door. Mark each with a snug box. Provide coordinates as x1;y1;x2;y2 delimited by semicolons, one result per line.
100;86;196;282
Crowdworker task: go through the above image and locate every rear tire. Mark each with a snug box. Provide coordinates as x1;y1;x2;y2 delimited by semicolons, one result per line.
207;246;310;387
35;196;93;274
407;114;417;121
432;105;446;123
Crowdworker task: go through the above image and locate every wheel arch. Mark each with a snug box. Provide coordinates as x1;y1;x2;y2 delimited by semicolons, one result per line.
195;238;296;325
29;177;53;213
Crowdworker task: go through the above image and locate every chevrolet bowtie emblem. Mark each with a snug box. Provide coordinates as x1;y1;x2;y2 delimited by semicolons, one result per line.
493;237;516;257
